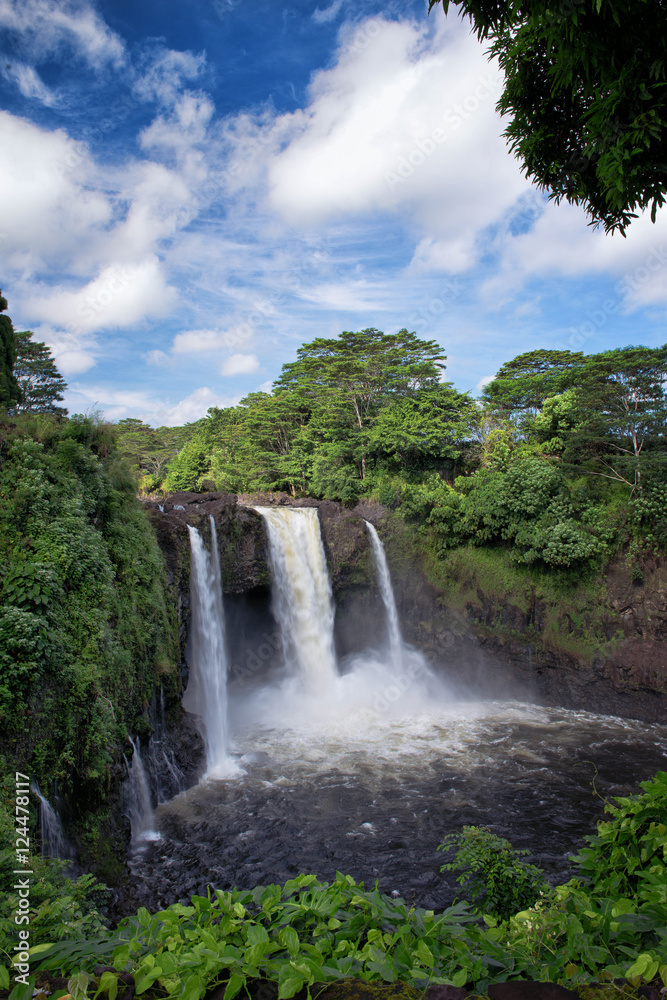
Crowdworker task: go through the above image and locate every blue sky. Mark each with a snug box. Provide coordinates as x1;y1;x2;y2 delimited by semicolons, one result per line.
1;0;666;426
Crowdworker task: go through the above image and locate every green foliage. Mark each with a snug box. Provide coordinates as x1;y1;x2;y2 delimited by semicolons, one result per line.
20;773;667;998
572;771;667;902
438;826;549;922
0;411;178;821
403;456;616;570
430;1;667;233
116;420;192;493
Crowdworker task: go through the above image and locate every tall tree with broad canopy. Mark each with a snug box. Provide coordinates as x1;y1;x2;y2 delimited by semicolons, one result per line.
275;328;447;478
0;291;22;410
560;345;667;494
11;332;67;414
430;0;667;233
481;349;585;415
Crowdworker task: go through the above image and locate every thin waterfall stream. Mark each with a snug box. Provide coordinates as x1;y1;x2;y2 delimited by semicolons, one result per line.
183;516;232;777
365;520;403;671
31;782;73;860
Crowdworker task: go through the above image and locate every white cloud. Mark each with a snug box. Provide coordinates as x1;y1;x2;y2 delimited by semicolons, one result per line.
312;0;345;24
0;0;125;69
0;111;112;270
220;16;529;274
65;383;241;427
1;61;58;105
140;92;214;159
133;47;206;105
145;349;171;366
172;329;240;354
489;200;667;309
158;387;241;426
27;258;176;335
220;353;259;376
476;375;494;391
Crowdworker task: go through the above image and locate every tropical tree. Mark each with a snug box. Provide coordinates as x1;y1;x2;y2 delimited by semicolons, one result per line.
11;332;67;414
275;328;447;478
0;291;22;410
368;383;474;473
431;0;667;232
561;345;667;494
481;349;585;416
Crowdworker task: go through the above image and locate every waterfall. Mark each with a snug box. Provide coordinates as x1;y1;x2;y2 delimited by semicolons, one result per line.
183;516;230;775
31;783;73;860
254;507;338;691
125;737;160;847
365;521;403;671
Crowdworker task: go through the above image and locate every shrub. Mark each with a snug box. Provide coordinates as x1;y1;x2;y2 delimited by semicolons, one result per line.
438;825;549;922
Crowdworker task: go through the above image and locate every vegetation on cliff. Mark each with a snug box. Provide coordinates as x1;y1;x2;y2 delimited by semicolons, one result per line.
135;333;666;580
0;408;179;870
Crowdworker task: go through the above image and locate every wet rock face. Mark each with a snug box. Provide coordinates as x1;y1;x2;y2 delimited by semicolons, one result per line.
144;492;667;723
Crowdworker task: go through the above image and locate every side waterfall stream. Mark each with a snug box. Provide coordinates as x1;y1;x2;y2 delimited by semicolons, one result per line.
127;508;667;912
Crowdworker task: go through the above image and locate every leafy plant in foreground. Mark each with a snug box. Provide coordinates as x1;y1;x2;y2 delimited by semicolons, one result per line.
438;825;550;921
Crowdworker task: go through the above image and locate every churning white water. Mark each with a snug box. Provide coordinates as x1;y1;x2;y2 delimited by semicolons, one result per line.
254;507;338;692
184;517;233;777
365;521;403;671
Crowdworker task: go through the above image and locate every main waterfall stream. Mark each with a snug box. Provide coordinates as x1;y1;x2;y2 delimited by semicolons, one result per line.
128;508;667;913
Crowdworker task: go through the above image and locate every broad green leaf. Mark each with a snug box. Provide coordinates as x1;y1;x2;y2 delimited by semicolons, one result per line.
224;974;245;1000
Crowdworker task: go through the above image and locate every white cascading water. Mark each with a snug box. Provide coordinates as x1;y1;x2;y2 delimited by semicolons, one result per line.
31;782;73;859
125;737;160;847
183;516;231;776
365;521;403;671
254;507;338;692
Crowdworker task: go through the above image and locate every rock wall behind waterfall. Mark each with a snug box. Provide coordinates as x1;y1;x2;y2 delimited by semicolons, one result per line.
144;491;667;725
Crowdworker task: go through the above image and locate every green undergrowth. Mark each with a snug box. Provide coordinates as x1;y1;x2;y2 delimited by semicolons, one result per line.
2;773;666;1000
412;537;618;664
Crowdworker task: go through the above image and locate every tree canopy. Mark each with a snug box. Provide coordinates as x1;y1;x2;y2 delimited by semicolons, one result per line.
430;0;667;233
12;332;68;414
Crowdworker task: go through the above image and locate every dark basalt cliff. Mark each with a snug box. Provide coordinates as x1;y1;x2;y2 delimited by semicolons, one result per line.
144;492;667;725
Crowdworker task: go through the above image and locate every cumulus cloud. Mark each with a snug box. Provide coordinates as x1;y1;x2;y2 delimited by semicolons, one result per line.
28;258;177;335
220;353;259;376
155;387;241;426
65;383;241;427
219;16;529;274
0;0;125;69
0;111;112;270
